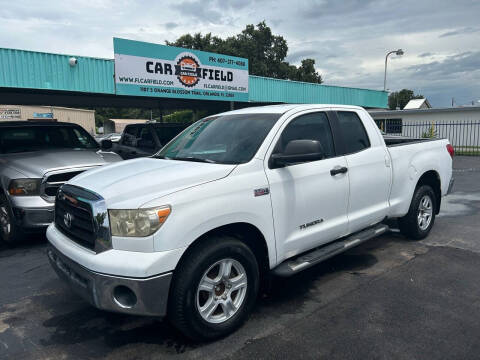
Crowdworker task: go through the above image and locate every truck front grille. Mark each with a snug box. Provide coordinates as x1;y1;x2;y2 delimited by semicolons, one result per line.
55;186;100;251
44;171;86;197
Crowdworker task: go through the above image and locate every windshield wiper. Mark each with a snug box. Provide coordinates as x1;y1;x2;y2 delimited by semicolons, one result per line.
171;156;217;164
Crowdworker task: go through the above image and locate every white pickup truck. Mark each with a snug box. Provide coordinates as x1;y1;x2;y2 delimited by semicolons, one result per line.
47;104;454;340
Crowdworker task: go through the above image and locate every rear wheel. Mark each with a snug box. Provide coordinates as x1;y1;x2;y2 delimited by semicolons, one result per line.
168;236;259;341
398;185;436;240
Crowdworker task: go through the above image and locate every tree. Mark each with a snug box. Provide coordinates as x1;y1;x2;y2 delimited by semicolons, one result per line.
167;21;322;83
388;89;424;110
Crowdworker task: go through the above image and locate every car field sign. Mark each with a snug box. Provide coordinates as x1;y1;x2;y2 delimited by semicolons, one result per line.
114;38;249;102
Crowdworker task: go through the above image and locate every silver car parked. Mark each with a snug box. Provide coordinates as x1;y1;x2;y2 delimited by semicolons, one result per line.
0;121;122;243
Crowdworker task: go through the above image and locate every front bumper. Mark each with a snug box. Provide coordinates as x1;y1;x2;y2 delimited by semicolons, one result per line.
13;206;54;229
8;195;54;230
47;244;172;317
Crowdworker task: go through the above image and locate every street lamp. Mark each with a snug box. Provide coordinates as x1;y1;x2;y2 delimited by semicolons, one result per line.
384;49;404;91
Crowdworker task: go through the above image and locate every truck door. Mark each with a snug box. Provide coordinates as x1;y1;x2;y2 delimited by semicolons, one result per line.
264;111;350;262
333;110;390;234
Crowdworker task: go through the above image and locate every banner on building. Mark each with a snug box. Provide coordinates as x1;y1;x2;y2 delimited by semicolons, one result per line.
0;109;21;119
113;38;249;102
33;112;54;119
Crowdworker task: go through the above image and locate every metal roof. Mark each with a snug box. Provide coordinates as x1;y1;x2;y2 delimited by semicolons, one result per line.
403;98;431;109
0;47;388;108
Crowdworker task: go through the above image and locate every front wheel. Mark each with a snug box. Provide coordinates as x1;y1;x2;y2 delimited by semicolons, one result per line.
168;236;259;341
0;194;23;244
398;185;436;240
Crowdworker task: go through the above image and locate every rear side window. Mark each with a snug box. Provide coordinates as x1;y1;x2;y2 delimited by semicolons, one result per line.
122;126;138;146
154;126;185;146
276;112;336;159
337;111;370;154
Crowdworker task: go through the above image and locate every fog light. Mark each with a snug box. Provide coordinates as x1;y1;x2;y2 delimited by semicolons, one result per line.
113;285;137;309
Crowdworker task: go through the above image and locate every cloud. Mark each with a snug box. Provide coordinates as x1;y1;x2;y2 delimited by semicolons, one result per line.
418;52;434;58
0;0;479;106
172;0;231;25
164;22;179;30
408;52;480;77
439;27;480;38
287;49;318;63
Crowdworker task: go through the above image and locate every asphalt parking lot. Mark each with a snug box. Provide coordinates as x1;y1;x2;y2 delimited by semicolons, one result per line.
1;156;479;360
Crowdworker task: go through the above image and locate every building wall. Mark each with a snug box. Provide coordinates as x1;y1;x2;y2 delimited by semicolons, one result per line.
0;105;95;134
0;48;388;109
370;108;480;147
370;109;480;122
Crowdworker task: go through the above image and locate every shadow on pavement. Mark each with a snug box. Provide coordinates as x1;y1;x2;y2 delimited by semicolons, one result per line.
33;233;402;355
0;233;46;254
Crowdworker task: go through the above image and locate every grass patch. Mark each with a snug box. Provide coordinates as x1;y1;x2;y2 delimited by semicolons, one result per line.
454;146;480;156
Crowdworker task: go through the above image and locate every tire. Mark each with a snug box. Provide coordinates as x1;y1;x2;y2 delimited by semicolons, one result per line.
168;235;259;341
398;185;436;240
0;193;24;244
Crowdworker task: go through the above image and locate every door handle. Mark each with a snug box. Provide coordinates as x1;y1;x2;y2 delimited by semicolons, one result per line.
330;166;348;176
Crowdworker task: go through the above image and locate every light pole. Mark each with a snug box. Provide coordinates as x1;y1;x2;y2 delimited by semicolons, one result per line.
384;49;404;91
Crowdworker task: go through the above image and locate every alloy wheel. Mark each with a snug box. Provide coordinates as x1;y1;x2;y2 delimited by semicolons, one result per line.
417;194;433;231
196;258;248;324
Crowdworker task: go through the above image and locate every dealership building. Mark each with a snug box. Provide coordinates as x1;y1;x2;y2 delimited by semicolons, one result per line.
0;105;95;133
0;39;388;120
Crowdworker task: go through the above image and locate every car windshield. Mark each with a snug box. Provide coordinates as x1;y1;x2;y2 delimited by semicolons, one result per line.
156;113;280;164
0;125;99;154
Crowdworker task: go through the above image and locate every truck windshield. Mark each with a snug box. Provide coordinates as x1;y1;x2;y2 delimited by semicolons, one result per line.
0;125;99;154
156;113;280;164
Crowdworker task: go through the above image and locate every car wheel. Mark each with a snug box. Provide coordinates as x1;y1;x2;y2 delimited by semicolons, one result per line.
0;194;23;244
398;185;436;240
168;235;259;341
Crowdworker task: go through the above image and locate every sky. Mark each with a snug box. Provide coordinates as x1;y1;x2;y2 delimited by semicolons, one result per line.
1;0;479;107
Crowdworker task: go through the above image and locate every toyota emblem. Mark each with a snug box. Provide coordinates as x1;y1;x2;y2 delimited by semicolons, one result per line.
63;212;73;228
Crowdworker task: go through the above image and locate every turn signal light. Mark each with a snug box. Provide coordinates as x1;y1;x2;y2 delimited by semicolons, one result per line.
157;208;171;222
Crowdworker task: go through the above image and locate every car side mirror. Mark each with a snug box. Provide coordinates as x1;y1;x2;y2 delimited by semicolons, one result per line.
100;139;113;150
270;139;325;169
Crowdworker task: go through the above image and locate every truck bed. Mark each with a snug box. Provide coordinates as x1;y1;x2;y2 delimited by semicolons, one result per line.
383;135;437;147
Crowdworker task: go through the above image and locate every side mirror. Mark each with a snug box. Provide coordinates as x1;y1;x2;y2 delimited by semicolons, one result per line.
100;139;113;150
270;139;325;168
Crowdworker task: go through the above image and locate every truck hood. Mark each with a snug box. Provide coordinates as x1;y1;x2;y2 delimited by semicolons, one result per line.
69;158;236;208
0;149;122;178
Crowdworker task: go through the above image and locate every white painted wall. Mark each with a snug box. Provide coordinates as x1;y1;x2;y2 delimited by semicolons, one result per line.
370;108;480;147
0;105;95;134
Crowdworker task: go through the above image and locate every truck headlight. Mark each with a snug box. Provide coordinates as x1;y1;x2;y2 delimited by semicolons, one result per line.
8;179;41;196
109;206;171;237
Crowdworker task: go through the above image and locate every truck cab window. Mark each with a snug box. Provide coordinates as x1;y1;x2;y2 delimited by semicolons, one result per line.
275;112;335;159
138;127;155;150
337;111;370;154
122;126;138;146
